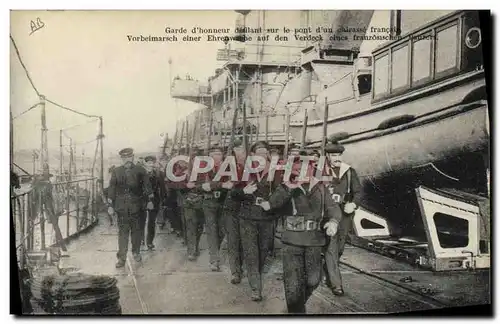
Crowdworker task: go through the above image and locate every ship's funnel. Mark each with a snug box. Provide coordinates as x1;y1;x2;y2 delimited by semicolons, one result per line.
316;10;374;50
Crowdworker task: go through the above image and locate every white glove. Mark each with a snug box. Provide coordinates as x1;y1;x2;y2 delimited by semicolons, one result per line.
146;201;154;210
222;181;234;189
323;221;338;237
344;202;357;214
186;182;196;189
260;201;271;211
107;206;114;215
243;183;257;195
202;182;211;192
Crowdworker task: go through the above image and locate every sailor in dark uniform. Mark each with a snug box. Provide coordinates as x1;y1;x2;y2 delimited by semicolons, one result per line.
201;144;228;271
11;170;20;193
156;154;169;229
323;140;362;295
260;159;343;313
222;138;246;284
165;148;187;241
32;165;68;256
231;140;281;301
183;148;206;260
107;148;154;267
140;155;166;250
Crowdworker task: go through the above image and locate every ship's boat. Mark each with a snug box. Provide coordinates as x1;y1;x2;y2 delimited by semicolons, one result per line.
284;11;489;235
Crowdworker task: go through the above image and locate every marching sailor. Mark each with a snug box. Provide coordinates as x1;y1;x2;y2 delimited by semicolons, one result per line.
323;139;362;296
140;155;166;250
183;147;206;260
221;138;246;284
231;141;281;302
107;148;154;267
259;156;343;313
166;148;189;243
201;144;228;271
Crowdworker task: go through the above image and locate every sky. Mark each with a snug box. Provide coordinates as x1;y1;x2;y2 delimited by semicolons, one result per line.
10;10;237;156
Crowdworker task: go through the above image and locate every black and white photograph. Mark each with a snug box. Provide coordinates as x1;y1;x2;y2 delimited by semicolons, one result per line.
9;8;492;316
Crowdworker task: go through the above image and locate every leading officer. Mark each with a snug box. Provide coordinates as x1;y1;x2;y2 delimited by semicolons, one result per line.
107;148;154;268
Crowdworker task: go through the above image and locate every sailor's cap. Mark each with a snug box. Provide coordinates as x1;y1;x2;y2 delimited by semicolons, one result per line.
325;141;345;154
119;148;134;158
232;138;243;148
250;141;270;152
209;144;223;153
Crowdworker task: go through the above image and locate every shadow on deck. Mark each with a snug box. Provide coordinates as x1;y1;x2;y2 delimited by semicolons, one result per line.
56;214;490;315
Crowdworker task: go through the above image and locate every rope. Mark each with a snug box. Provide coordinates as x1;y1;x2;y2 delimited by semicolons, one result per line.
45;98;99;119
324;71;352;88
62;138;98;147
10;35;40;96
13;102;40;119
10;35;101;123
50;118;99;132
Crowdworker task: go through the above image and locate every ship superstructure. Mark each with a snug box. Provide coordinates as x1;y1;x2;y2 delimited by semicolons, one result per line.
170;10;490;272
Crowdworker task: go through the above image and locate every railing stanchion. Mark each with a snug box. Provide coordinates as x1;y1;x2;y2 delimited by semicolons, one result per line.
65;182;71;238
76;182;80;231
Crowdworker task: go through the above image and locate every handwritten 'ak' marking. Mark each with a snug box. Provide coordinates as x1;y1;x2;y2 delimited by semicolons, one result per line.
29;18;45;35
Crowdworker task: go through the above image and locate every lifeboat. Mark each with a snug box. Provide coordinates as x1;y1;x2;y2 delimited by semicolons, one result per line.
289;10;489;237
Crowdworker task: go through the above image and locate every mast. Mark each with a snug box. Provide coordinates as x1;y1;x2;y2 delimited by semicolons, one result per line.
242;100;248;153
10;111;13;169
321;96;329;155
59;130;63;175
301;108;308;148
227;70;240;154
170;122;179;155
185;119;190;153
40;95;49;172
99;117;104;190
206;92;214;153
161;132;169;156
178;120;186;151
283;110;291;156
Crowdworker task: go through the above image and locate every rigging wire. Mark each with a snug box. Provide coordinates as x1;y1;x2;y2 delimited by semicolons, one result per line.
12;102;40;119
59;118;99;132
10;34;101;123
69;138;99;146
62;130;98;146
45;98;99;119
10;34;40;97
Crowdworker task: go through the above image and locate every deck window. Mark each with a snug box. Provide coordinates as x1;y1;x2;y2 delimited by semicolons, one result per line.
373;54;389;97
357;74;372;95
391;44;409;91
435;23;459;76
411;37;432;84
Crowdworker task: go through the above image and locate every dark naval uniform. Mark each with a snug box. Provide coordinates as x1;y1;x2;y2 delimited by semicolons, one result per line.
231;141;281;301
165;149;188;242
201;146;228;271
222;150;246;284
266;175;343;313
32;168;68;253
107;148;153;266
182;150;206;260
140;155;166;250
323;141;362;295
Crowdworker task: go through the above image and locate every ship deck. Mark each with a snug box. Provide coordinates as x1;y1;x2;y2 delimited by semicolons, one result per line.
47;213;491;315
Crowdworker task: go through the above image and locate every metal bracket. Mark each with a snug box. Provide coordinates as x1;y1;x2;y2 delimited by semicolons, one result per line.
415;186;490;271
352;207;391;237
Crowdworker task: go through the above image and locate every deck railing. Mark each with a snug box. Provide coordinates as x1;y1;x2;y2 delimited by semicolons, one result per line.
12;177;100;269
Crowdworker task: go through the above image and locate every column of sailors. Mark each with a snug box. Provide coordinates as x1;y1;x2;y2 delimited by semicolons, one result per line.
107;137;361;314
